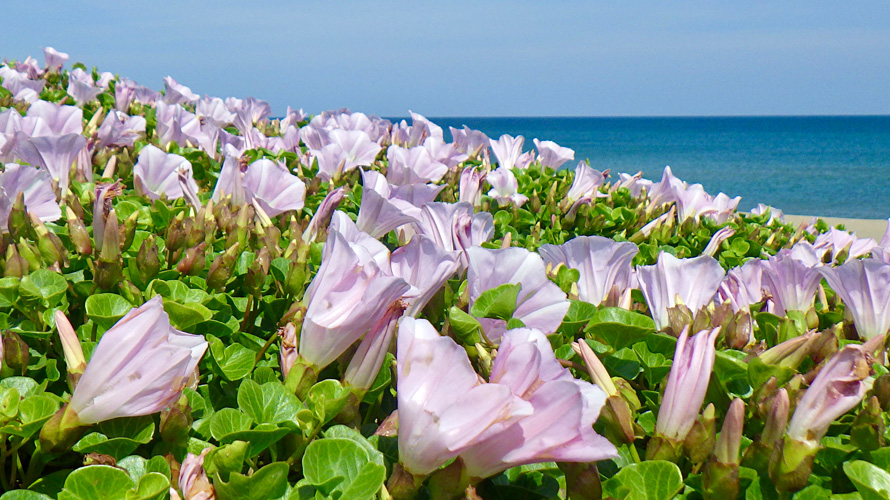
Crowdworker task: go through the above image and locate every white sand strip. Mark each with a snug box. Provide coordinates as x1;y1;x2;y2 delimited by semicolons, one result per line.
784;215;889;242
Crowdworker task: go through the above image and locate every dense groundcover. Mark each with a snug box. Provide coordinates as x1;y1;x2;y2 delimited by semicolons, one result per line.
1;49;890;499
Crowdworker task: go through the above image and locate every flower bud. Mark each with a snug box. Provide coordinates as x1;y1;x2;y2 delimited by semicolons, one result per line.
705;400;744;500
3;244;28;278
872;374;890;412
54;310;86;385
666;304;694;337
66;207;92;256
160;395;193;446
135;236;161;285
16;238;42;272
206;243;241;291
683;403;716;464
245;248;270;298
39;403;89;453
2;331;30;375
99;209;121;262
7;192;29;240
121;211;139;253
558;462;602;500
176;242;207;276
284;260;308;300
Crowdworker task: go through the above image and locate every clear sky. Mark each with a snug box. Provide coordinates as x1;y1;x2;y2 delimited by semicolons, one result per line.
5;1;890;117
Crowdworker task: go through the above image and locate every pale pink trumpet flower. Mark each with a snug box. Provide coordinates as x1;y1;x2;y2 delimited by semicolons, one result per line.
539;235;638;306
636;252;725;331
819;259;890;339
533;139;574;169
133;145;199;201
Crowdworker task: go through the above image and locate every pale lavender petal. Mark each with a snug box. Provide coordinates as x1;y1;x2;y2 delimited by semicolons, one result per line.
637;252;725;330
540;236;639;306
243;159;305;217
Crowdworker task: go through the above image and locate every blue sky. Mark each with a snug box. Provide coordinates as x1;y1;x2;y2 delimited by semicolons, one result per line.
5;1;890;117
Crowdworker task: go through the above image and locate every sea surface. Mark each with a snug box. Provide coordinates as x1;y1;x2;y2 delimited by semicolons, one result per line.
414;116;890;220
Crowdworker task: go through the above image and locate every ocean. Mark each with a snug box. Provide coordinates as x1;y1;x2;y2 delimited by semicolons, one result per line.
417;116;890;220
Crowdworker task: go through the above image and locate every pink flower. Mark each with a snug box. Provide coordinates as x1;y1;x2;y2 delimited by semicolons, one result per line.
540;235;638;306
489;134;532;170
0;163;61;229
636;252;725;331
391;235;461;317
396;318;532;476
655;327;720;441
133;145;199;201
761;246;823;316
533;139;574;169
67;296;207;424
242;159;305;217
14;133;86;195
819;259;890;339
486;167;527;207
467;247;570;343
459;328;616;478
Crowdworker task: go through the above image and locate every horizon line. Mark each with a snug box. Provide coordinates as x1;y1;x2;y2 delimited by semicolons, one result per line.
385;113;890;119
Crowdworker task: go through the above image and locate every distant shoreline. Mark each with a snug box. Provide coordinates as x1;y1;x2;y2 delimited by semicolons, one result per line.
784;215;888;241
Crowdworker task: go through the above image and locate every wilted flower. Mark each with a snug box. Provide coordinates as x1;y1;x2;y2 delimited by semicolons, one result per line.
302;187;346;243
539;235;638;306
179;447;215;500
637;252;725;331
819;259;890;339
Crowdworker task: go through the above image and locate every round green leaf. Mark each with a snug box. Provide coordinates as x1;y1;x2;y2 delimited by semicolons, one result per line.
601;460;683;500
84;293;133;329
58;465;134;500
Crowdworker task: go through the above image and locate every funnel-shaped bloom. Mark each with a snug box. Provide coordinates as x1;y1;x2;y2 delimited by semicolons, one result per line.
396;317;532;476
487;167;527;207
646;166;685;207
134;145;199;201
231;97;272;133
0;163;61;228
196;96;236;128
43;47;68;71
819;259;890;339
761;247;823;316
450;125;489;158
356;170;418;239
414;201;493;269
343;302;404;392
655;327;719;442
391;235;461;317
163;76;199;105
66;69;101;107
637;252;726;331
155;102;205;149
564;162;607;208
68;296;207;424
314;130;382;181
458;165;485;207
467;247;570;343
25;101;82;135
490;134;531;170
460;328;616;478
386;145;448;185
423;137;467;169
717;259;765;313
533;139;574;169
14;133;86;195
814;228;876;263
243;159;305;217
786;337;880;444
96;110;146;149
540;236;638;306
302;187;345;243
300;230;410;370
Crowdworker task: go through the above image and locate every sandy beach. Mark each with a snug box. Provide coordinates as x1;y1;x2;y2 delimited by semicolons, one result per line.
785;214;889;242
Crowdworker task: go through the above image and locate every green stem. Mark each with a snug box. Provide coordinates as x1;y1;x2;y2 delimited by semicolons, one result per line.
241;295;254;333
629;443;642;464
255;330;279;364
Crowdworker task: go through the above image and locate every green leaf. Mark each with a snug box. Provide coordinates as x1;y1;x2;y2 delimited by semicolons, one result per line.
470;283;521;321
19;269;68;308
558;300;598;337
0;277;21;308
748;357;797;389
84;294;133;329
306;379;350;427
73;416;155;459
844;460;890;500
125;473;169;500
323;426;385;466
449;307;483;345
58;465;134;500
221;424;291;458
601;460;683;500
0;491;55;500
302;438;386;500
209;408;253;441
163;301;213;330
586;307;656;351
208;335;255;381
792;485;831;500
213;461;289;500
238;379;303;426
2;394;59;438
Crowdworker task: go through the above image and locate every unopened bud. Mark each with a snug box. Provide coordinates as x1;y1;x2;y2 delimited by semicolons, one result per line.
850;395;885;451
3;244;28;278
99;209;121;262
66;207;92;256
206;243;241;291
2;331;30;375
121;212;138;253
872;374;890;412
684;403;716;464
16;239;42;271
558;462;602;500
54;311;86;382
135;236;161;285
245;248;270;297
667;304;694;337
160;395;192;446
713;398;745;466
7;191;29;239
176;242;207;276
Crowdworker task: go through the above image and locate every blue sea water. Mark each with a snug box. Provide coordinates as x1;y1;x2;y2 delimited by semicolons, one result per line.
420;116;890;220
